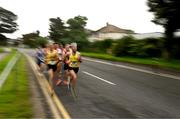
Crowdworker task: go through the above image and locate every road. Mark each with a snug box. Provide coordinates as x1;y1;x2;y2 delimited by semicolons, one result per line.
22;49;180;118
55;57;180;118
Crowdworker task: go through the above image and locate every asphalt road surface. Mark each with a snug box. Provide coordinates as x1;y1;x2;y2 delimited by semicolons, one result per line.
54;56;180;118
21;48;180;118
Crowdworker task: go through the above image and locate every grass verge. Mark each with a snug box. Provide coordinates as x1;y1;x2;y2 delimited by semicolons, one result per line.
0;48;4;53
0;55;33;118
81;52;180;71
0;49;17;74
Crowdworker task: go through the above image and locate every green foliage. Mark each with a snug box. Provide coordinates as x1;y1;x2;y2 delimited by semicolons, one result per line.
49;17;66;42
0;48;3;53
111;36;164;58
0;34;7;45
170;37;180;59
0;56;33;118
86;39;114;53
58;38;72;45
23;31;48;48
35;37;48;47
141;38;164;57
0;49;16;74
0;7;18;33
101;39;114;50
66;16;88;50
147;0;180;34
147;0;180;59
67;16;87;30
112;36;135;56
82;52;180;70
49;15;89;50
23;32;39;48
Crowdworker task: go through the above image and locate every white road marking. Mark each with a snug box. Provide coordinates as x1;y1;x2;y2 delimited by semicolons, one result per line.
82;71;116;85
82;57;180;80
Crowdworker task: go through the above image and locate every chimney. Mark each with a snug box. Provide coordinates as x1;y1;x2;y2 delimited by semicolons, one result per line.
106;22;109;26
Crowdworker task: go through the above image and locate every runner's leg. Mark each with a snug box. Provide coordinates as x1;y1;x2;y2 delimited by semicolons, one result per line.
69;70;77;88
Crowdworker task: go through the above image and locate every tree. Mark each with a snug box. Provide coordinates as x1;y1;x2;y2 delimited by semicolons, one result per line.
66;15;89;50
112;36;135;56
22;32;48;48
67;16;87;30
147;0;180;34
48;16;89;50
147;0;180;58
36;36;48;47
0;7;18;33
49;17;66;42
0;34;7;45
0;7;18;45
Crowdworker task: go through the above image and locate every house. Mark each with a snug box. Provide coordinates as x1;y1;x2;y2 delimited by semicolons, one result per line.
88;23;164;41
88;23;134;42
133;32;164;39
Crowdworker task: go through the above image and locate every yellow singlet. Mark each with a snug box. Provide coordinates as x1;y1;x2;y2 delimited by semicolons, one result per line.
46;50;58;65
69;52;80;68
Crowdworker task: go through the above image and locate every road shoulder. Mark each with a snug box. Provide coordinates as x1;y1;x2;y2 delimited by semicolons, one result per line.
26;60;54;118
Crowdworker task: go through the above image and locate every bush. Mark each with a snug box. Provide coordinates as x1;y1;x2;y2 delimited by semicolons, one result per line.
23;36;48;48
112;36;135;56
84;39;114;53
0;34;7;46
142;38;164;57
0;48;4;53
35;37;48;47
57;37;90;51
112;36;164;58
170;37;180;59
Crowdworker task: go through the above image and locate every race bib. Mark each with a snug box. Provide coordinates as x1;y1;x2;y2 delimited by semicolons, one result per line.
49;61;56;65
71;61;78;67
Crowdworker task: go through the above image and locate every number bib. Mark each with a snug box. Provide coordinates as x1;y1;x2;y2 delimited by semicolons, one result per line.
49;61;56;65
70;61;78;67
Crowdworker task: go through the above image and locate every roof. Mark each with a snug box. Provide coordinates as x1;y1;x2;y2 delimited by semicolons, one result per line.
96;23;134;34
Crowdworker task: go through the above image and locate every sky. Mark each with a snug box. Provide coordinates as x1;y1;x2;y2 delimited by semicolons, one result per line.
0;0;164;39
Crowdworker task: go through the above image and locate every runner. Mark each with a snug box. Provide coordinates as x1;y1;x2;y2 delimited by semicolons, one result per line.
35;46;45;71
44;43;59;94
66;42;82;88
61;44;71;83
53;43;63;79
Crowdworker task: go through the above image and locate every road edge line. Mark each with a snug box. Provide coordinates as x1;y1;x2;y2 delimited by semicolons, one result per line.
25;54;71;119
83;57;180;80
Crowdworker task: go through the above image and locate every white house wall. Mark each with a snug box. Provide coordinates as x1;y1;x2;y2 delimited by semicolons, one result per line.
98;33;128;39
88;32;164;42
88;33;128;41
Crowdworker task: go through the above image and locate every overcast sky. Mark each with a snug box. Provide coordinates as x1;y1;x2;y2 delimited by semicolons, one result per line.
1;0;164;38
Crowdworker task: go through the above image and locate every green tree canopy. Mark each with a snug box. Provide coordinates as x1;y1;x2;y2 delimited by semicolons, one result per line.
0;7;18;33
48;16;89;50
67;16;87;30
49;17;66;42
0;34;7;45
66;16;89;50
147;0;180;58
23;31;48;48
147;0;180;36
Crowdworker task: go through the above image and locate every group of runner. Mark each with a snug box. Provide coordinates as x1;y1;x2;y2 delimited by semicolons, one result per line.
35;42;82;90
